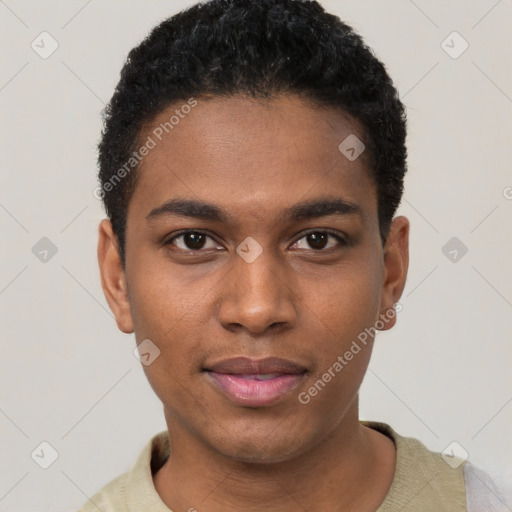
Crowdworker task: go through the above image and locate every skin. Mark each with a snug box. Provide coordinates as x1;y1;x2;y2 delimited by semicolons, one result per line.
98;94;409;512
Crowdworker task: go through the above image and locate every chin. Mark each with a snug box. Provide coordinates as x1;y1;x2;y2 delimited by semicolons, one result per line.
220;442;301;465
206;421;310;465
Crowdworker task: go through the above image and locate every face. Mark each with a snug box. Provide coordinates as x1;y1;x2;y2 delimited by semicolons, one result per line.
98;94;409;463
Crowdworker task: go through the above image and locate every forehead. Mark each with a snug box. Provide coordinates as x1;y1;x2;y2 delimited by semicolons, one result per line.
129;94;377;225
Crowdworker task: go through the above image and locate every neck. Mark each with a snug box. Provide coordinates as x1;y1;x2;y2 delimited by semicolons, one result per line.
153;401;396;512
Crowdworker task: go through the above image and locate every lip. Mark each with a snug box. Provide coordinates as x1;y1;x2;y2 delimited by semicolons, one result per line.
203;357;307;407
205;356;307;375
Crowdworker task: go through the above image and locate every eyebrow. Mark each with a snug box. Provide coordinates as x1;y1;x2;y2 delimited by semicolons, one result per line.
146;197;364;224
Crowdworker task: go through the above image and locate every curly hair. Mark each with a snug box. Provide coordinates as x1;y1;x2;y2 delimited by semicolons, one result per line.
98;0;407;266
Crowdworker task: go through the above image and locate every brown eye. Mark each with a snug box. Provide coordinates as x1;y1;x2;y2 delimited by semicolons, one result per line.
306;232;328;250
182;232;206;250
167;231;219;251
293;231;346;251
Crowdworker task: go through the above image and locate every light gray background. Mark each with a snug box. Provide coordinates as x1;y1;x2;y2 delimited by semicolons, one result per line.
1;1;511;510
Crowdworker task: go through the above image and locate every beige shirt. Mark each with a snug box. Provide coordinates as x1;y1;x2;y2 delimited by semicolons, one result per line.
78;421;471;512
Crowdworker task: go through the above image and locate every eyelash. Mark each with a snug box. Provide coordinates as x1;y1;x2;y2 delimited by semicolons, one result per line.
164;229;348;253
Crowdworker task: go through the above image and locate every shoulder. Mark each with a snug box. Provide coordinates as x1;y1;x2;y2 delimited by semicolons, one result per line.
364;421;467;511
77;430;170;512
77;471;129;512
364;421;512;512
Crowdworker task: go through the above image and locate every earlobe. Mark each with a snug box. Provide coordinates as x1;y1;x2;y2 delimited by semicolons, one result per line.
97;219;134;333
378;216;409;331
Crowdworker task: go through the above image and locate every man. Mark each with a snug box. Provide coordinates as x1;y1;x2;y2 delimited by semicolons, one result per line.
81;0;506;510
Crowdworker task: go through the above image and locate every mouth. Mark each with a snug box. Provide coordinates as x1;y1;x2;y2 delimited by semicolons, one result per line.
202;357;307;407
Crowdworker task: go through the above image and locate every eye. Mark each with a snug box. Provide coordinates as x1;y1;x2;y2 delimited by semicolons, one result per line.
165;229;347;253
166;231;221;252
292;230;347;251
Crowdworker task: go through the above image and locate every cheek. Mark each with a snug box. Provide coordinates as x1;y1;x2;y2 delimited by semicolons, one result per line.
127;259;196;338
298;270;381;414
297;259;383;398
308;260;383;341
130;275;205;405
127;269;207;395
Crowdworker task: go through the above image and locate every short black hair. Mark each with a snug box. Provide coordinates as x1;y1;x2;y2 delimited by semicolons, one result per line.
98;0;407;266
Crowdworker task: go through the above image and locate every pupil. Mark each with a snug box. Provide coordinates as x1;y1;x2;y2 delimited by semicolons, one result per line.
185;232;205;249
308;233;327;249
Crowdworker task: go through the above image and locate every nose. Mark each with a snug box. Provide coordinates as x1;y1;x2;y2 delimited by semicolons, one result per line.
217;245;297;335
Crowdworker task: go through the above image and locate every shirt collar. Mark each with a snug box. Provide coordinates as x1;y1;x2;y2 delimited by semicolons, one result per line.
125;430;171;511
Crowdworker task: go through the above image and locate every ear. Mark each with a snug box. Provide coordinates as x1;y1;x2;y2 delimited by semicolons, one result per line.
378;216;409;331
97;219;134;333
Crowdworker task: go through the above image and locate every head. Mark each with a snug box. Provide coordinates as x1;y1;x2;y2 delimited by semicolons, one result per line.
98;0;409;463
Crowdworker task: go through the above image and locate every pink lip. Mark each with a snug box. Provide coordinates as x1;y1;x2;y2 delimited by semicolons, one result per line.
203;356;307;407
205;372;306;407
